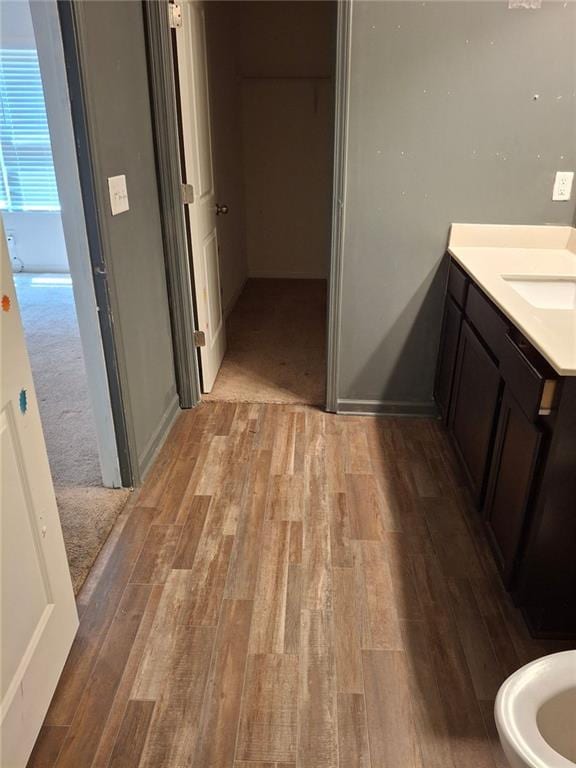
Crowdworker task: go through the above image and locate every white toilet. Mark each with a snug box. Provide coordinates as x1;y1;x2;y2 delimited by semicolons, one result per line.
495;650;576;767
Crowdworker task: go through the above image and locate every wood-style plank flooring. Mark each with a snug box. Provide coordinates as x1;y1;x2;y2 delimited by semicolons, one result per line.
28;402;566;768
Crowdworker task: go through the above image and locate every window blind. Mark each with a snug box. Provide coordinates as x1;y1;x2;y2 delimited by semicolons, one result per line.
0;49;60;212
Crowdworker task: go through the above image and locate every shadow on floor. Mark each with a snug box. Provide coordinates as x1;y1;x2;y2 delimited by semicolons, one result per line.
361;412;571;758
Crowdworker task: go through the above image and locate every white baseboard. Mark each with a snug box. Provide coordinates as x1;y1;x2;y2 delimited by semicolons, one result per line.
248;270;328;280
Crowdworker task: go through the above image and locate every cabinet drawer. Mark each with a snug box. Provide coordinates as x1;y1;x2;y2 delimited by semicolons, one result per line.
447;260;468;308
500;335;557;421
465;284;508;360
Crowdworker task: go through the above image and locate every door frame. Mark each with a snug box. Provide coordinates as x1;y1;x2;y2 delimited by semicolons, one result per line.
326;0;352;413
29;0;125;485
143;0;202;408
36;0;138;486
144;0;353;412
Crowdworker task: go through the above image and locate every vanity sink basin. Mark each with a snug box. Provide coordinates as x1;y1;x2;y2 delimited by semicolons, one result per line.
503;276;576;310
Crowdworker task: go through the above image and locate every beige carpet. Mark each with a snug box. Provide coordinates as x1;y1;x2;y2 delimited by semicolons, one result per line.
15;273;129;593
56;487;130;593
205;278;327;405
14;273;102;486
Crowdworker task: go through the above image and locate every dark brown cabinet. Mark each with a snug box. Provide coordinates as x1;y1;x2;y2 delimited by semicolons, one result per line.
516;379;576;636
435;254;576;637
434;295;462;421
449;320;501;503
483;389;542;583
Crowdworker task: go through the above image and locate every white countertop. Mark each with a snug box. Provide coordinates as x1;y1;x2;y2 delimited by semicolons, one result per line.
448;224;576;376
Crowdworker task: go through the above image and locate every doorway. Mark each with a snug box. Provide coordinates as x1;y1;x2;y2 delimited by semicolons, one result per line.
0;0;129;593
174;0;337;406
205;278;327;404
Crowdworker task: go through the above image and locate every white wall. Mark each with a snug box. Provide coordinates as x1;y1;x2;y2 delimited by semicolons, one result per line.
0;0;35;48
205;2;336;290
241;78;333;279
237;2;336;280
2;212;69;272
1;1;69;274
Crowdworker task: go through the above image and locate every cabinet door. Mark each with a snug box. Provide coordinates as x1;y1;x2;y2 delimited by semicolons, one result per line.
449;320;501;503
434;295;462;421
484;389;542;583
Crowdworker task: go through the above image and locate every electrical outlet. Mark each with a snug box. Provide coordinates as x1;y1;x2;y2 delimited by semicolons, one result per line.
6;232;23;271
552;171;574;202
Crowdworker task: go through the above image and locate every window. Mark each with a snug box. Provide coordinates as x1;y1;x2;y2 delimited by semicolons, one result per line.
0;49;60;212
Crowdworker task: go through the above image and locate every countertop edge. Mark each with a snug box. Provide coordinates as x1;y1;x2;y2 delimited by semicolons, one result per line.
447;246;576;377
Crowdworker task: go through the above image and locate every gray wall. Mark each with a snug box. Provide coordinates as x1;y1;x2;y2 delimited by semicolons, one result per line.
339;1;576;411
73;1;179;479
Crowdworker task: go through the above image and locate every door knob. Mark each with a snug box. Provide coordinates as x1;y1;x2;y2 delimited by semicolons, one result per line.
215;203;229;216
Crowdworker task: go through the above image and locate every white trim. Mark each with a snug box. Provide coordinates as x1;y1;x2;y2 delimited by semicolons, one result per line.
247;271;328;281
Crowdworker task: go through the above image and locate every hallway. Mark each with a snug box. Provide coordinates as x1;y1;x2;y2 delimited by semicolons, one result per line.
28;402;564;768
206;279;326;405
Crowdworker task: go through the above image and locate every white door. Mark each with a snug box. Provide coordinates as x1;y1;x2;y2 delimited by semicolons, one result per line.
175;0;226;392
0;221;78;768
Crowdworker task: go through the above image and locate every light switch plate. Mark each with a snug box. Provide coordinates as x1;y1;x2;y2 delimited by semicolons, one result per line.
552;171;574;202
108;174;130;215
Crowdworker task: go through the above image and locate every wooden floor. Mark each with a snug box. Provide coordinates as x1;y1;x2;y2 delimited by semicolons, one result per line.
28;402;565;768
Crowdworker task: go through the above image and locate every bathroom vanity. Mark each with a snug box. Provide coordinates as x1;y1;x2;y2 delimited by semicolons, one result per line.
435;224;576;638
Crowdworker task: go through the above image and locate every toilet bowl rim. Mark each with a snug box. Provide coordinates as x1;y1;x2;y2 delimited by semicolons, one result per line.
495;650;576;768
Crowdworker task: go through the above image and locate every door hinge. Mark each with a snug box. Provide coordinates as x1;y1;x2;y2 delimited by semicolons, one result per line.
193;330;206;347
168;3;182;28
181;183;194;204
